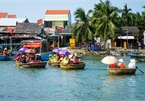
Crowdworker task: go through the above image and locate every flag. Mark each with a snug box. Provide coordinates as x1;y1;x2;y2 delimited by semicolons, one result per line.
37;19;42;24
58;27;63;32
9;28;14;35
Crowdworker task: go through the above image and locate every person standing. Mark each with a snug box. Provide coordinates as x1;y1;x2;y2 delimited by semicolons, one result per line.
128;59;136;68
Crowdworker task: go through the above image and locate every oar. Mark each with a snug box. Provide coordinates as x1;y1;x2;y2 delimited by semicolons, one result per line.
136;66;145;74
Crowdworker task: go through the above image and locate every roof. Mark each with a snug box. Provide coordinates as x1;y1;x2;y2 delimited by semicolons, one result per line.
115;26;139;36
0;18;28;26
45;10;70;15
8;14;16;18
15;23;42;34
0;12;7;18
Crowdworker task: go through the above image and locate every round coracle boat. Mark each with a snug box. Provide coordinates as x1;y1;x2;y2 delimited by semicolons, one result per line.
21;62;47;68
48;61;60;67
107;67;137;75
60;61;86;70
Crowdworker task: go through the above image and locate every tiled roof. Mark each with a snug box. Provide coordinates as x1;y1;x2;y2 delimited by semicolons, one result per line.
0;12;7;18
8;14;16;18
45;10;70;15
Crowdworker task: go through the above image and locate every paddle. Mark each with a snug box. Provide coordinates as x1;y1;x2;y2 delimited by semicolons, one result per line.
136;66;145;74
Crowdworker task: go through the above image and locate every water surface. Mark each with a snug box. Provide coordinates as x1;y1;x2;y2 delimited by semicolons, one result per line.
0;55;145;101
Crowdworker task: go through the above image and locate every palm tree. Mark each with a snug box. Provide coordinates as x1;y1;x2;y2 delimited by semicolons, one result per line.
72;8;93;43
120;4;135;48
91;0;120;49
135;11;145;48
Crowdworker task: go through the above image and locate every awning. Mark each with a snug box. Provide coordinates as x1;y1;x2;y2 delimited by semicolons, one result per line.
118;36;134;39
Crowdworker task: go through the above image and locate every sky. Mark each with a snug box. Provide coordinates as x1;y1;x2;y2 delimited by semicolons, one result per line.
0;0;145;23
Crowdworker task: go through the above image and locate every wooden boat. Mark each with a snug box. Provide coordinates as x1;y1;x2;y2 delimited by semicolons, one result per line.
107;67;137;75
60;61;85;70
48;61;60;67
21;62;47;68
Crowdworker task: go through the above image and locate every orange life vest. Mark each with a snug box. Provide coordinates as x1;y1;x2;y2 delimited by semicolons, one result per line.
109;63;117;68
119;62;126;68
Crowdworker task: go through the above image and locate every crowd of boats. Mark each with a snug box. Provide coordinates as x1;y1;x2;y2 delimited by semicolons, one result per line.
0;39;145;75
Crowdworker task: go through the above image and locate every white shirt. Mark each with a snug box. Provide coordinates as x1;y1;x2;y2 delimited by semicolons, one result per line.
128;62;136;68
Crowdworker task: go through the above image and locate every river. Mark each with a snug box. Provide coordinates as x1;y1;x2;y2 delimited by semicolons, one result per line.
0;55;145;101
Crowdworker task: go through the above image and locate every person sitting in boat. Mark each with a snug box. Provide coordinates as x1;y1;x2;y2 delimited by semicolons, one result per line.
109;63;117;68
52;54;57;62
118;59;126;68
73;54;80;64
36;54;42;62
48;54;53;64
21;55;27;63
61;55;69;65
68;54;74;65
30;54;36;63
15;54;22;62
25;53;30;63
59;55;65;63
128;59;136;68
2;48;9;56
56;53;60;61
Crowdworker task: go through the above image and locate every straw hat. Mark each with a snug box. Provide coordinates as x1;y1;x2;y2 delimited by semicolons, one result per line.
130;59;136;63
118;59;124;62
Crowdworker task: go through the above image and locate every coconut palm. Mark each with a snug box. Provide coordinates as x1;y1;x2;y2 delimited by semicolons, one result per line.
90;0;120;49
120;4;135;26
72;8;93;43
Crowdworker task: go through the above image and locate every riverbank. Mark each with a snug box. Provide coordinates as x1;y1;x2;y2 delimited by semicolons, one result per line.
60;47;145;56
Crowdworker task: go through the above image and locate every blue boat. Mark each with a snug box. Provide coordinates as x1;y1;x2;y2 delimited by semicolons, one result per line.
0;55;6;61
128;53;145;62
38;52;51;61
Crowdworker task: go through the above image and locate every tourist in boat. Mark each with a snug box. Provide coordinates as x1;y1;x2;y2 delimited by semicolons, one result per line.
2;48;9;56
68;54;74;64
109;63;117;68
30;54;36;63
52;54;57;62
118;59;126;68
61;55;69;65
72;54;80;64
59;55;65;63
56;53;60;61
15;54;22;62
21;55;27;63
36;54;43;62
128;59;136;68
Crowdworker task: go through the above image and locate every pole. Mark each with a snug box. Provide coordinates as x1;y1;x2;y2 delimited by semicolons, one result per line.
127;27;128;49
10;36;12;56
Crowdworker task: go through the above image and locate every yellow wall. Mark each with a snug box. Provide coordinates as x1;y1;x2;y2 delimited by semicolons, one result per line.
52;21;63;27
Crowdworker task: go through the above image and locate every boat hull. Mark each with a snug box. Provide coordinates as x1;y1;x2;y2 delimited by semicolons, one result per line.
60;62;85;70
107;68;137;75
0;55;6;61
48;61;60;67
21;62;47;68
128;53;145;62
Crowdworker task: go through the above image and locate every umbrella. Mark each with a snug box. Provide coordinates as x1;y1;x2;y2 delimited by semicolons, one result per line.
59;50;70;55
18;47;28;52
101;56;118;64
52;48;62;53
25;49;36;54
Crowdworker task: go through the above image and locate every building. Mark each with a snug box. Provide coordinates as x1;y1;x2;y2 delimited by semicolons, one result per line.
44;9;71;33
